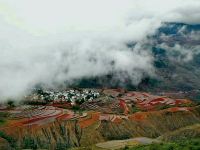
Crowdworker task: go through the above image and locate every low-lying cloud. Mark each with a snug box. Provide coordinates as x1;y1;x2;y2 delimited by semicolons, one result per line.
0;0;200;99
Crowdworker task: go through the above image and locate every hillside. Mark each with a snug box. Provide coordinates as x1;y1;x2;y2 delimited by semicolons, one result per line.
0;89;199;149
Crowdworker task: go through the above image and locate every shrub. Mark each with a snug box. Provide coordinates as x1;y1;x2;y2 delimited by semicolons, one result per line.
22;137;38;150
0;131;16;148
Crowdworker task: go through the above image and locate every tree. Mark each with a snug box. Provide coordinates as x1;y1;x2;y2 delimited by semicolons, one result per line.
7;100;15;108
36;88;44;95
43;92;51;103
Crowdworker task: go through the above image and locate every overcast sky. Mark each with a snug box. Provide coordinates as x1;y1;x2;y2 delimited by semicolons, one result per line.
0;0;200;99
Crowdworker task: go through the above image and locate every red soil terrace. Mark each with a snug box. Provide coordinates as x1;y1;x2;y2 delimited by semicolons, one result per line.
79;112;100;128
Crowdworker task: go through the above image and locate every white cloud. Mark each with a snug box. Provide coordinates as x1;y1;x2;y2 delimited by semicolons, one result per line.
159;43;200;63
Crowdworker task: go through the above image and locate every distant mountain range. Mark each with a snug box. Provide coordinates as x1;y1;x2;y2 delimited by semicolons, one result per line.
70;23;200;100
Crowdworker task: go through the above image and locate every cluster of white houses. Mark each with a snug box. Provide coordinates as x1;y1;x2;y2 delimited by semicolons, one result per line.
27;89;100;104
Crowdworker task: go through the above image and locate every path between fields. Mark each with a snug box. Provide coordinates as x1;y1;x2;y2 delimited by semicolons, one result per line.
96;137;160;150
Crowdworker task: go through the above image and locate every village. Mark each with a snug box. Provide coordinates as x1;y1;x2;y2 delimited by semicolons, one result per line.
25;88;101;105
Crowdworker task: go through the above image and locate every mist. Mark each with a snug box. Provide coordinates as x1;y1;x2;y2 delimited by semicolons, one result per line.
0;0;200;99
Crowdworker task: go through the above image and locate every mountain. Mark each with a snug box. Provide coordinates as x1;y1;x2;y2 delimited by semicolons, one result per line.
69;23;200;101
142;23;200;95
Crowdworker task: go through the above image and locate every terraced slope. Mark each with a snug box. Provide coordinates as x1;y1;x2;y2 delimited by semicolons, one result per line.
0;105;199;149
0;90;199;149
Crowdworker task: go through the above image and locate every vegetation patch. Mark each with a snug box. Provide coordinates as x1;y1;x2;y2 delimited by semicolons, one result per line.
126;138;200;150
0;131;16;148
0;112;10;126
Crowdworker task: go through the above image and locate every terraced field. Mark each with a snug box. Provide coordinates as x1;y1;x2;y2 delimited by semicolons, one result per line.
0;105;78;130
0;89;199;149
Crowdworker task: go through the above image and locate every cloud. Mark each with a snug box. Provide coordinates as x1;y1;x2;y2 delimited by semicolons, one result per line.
158;44;200;62
0;0;200;99
157;25;200;63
